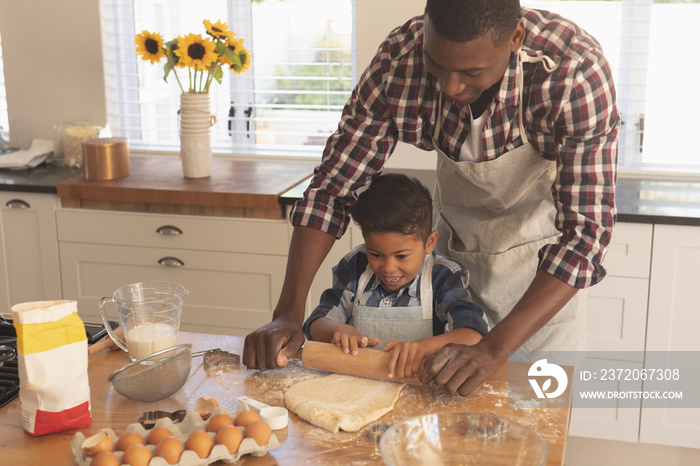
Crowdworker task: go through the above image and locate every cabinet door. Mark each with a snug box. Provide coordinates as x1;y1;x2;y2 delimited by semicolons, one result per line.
0;192;61;310
640;224;700;449
569;223;652;441
59;242;287;336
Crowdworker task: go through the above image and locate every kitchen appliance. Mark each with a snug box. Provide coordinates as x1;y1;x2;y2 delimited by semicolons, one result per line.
0;316;115;409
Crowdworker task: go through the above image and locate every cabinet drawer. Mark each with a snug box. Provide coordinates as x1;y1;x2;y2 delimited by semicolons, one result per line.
57;209;289;255
604;222;653;278
59;242;286;336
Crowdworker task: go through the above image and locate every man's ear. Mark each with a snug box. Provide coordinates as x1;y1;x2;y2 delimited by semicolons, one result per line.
509;19;526;53
424;230;439;254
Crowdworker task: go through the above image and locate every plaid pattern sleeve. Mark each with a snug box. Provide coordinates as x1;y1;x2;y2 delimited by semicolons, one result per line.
291;9;619;288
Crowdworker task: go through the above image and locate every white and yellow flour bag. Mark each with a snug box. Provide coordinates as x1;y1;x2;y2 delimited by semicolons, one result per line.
12;300;91;435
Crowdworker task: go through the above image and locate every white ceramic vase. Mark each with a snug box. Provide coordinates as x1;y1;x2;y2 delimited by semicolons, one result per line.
179;93;215;178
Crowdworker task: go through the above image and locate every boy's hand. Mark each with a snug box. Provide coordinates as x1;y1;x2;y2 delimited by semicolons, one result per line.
384;341;433;380
331;325;379;355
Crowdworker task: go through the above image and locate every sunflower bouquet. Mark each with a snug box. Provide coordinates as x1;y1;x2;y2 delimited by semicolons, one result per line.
135;19;251;94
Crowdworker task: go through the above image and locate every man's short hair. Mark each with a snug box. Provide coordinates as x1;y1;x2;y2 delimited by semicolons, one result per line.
425;0;521;45
350;173;433;242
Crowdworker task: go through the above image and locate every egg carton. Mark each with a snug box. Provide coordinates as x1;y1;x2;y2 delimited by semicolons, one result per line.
70;405;280;465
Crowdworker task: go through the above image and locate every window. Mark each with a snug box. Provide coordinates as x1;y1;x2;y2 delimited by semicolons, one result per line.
0;33;10;150
99;0;355;157
522;0;700;177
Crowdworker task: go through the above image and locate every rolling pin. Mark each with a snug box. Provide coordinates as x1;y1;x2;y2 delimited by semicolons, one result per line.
88;327;124;355
297;340;424;386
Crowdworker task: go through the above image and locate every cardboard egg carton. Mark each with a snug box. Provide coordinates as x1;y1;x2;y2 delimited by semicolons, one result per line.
70;405;280;465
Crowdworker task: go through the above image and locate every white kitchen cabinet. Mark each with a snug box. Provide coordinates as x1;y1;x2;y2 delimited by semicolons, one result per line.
640;224;700;449
56;209;290;336
569;222;653;442
0;192;62;311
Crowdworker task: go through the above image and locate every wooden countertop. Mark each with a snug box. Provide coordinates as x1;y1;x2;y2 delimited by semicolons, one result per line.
56;156;318;219
0;332;571;465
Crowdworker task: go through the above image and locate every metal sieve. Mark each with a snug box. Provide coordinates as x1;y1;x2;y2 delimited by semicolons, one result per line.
108;344;194;402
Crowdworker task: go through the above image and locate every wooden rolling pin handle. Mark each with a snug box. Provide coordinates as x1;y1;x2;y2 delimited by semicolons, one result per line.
300;340;423;386
88;327;125;355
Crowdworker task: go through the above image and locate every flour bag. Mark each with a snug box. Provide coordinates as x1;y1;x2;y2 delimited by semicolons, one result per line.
12;300;91;435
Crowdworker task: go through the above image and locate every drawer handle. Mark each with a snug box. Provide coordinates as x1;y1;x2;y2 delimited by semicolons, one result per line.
5;199;30;209
156;225;183;235
158;257;185;267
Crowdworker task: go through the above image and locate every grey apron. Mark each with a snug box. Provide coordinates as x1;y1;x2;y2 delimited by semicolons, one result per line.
351;254;434;349
432;51;587;353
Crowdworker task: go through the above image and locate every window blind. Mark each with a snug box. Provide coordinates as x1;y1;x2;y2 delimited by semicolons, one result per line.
99;0;356;156
523;0;700;174
0;33;10;145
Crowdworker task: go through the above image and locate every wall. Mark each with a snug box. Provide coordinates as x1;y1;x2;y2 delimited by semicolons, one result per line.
0;0;106;149
0;0;434;170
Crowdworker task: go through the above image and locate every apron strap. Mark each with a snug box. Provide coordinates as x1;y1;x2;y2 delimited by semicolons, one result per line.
517;50;558;141
354;254;434;320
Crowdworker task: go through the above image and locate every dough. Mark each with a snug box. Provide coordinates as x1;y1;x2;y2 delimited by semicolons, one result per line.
284;374;404;433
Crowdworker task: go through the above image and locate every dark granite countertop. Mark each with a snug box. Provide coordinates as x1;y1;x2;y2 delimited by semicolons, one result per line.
3;163;700;227
0;162;82;194
280;169;700;228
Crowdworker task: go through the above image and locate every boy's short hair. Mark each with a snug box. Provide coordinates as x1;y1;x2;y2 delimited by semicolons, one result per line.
350;173;433;242
425;0;521;46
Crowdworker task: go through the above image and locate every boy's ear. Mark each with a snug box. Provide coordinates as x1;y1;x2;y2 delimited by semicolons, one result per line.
424;230;439;254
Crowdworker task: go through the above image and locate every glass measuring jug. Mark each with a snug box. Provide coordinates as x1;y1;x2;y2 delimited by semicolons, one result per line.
99;281;189;361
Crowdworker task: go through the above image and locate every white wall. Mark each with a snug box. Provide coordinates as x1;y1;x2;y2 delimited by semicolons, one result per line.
0;0;434;169
0;0;106;149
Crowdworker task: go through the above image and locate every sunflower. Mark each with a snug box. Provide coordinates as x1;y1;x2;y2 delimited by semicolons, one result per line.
203;19;231;41
135;30;165;64
175;34;217;71
222;37;251;73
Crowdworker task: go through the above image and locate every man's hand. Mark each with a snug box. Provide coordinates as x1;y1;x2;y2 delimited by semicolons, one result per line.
419;341;505;396
243;314;306;371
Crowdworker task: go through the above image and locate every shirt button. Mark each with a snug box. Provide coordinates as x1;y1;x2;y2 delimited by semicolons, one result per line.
382;298;391;305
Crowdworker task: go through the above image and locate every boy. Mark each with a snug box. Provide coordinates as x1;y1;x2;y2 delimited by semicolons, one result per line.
303;174;488;381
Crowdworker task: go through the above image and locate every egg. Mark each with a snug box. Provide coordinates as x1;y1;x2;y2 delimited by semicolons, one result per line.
90;451;120;466
186;430;213;459
245;419;272;446
81;431;114;457
155;436;184;465
122;443;152;466
194;396;219;420
215;425;243;454
207;413;234;433
116;431;145;451
147;426;173;445
234;410;260;427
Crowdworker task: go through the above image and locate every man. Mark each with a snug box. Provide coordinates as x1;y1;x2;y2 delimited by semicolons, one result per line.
243;0;619;396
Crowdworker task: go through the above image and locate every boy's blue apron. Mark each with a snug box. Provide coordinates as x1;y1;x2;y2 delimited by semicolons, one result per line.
350;254;434;349
432;51;587;353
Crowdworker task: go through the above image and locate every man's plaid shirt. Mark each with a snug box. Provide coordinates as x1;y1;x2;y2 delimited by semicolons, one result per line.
291;8;620;289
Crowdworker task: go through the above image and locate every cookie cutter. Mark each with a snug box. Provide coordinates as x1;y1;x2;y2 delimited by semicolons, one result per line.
364;422;391;443
138;409;187;429
204;349;240;374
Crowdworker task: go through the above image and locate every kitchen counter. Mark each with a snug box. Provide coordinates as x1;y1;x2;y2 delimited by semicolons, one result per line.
281;169;700;227
3;159;700;225
56;155;318;219
0;332;571;465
